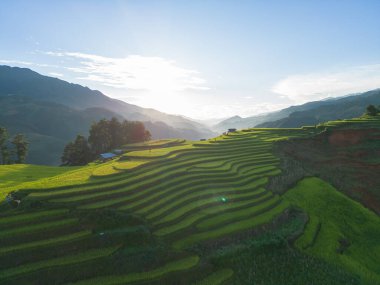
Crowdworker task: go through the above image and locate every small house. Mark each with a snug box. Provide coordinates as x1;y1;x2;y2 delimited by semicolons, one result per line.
99;152;116;162
113;149;123;155
228;128;237;133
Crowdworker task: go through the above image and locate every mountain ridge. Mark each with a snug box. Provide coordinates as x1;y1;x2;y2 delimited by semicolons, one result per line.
0;65;215;165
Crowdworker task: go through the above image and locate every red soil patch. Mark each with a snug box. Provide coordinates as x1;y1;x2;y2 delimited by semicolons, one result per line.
328;129;372;147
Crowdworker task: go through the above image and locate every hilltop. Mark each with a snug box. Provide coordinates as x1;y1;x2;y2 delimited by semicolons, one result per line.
0;115;379;284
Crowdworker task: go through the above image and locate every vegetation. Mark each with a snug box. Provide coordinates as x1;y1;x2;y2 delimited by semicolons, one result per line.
284;177;380;284
61;135;92;166
0;126;29;164
0;114;379;284
62;117;151;165
366;104;380;116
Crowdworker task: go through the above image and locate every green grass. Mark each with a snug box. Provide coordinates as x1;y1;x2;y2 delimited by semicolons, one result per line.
284;177;380;285
0;246;119;280
154;191;274;226
196;195;281;230
0;209;68;225
173;201;289;249
0;230;91;254
125;143;195;158
69;255;200;285
145;187;268;220
0;218;78;239
0;164;77;200
194;268;234;285
2;119;379;283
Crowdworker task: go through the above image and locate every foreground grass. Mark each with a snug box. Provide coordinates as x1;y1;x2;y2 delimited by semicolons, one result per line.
0;246;119;280
212;209;360;285
0;230;91;255
284;177;380;285
0;164;76;200
194;268;234;285
70;255;199;285
173;201;289;249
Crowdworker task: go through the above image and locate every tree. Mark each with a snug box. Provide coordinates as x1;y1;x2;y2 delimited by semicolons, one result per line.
125;121;151;143
108;117;123;149
61;135;92;166
0;127;10;164
366;105;379;116
62;118;151;165
88;119;112;155
11;134;29;163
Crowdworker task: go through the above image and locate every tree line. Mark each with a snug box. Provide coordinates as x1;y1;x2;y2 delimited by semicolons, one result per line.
61;118;151;166
366;105;380;116
0;127;29;164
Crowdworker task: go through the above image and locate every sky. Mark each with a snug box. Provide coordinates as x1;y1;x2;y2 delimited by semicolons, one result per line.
1;0;380;120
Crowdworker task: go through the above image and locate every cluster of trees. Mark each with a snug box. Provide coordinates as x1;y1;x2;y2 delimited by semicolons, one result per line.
366;105;380;116
0;127;29;164
62;118;151;166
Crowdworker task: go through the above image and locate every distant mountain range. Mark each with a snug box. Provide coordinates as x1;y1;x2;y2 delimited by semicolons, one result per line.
0;66;215;165
213;89;380;131
2;65;379;165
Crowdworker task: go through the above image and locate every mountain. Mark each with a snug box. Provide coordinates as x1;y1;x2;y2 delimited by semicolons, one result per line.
212;101;330;132
0;65;215;165
257;89;380;128
214;90;380;131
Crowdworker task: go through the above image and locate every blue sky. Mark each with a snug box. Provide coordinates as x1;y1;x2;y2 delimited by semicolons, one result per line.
1;0;380;119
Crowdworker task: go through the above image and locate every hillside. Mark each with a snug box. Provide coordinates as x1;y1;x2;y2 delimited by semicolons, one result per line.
1;116;379;284
0;65;215;165
214;89;380;131
256;89;380;128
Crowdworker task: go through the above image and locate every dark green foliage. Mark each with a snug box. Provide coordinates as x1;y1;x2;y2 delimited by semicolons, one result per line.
62;118;151;165
366;104;379;116
88;119;113;155
0;126;28;164
61;135;92;166
210;210;360;285
267;147;307;194
0;126;10;164
88;118;151;156
11;133;29;163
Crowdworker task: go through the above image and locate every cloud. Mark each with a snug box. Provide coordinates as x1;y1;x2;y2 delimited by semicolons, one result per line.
272;64;380;103
49;72;63;77
0;59;58;68
46;51;209;92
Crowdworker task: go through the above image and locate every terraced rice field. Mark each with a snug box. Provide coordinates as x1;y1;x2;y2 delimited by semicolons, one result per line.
1;117;379;284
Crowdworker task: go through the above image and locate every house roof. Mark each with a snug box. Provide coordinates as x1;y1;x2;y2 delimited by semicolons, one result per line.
100;153;116;159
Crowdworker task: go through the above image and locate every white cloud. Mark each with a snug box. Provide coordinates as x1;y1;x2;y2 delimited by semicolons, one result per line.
272;64;380;103
0;59;58;68
49;72;63;77
46;51;209;92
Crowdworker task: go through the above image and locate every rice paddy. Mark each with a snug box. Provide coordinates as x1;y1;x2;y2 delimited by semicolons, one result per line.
1;115;379;284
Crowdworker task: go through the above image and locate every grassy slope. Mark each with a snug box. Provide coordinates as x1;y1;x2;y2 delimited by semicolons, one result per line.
284;177;380;285
0;164;76;200
0;117;379;284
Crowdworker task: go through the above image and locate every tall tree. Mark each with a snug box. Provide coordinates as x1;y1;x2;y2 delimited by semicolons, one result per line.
121;121;151;143
108;117;123;149
11;133;29;163
88;119;111;155
61;135;92;166
0;127;10;164
366;105;379;116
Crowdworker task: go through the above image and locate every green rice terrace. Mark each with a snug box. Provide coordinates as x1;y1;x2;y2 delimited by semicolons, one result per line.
1;116;380;284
